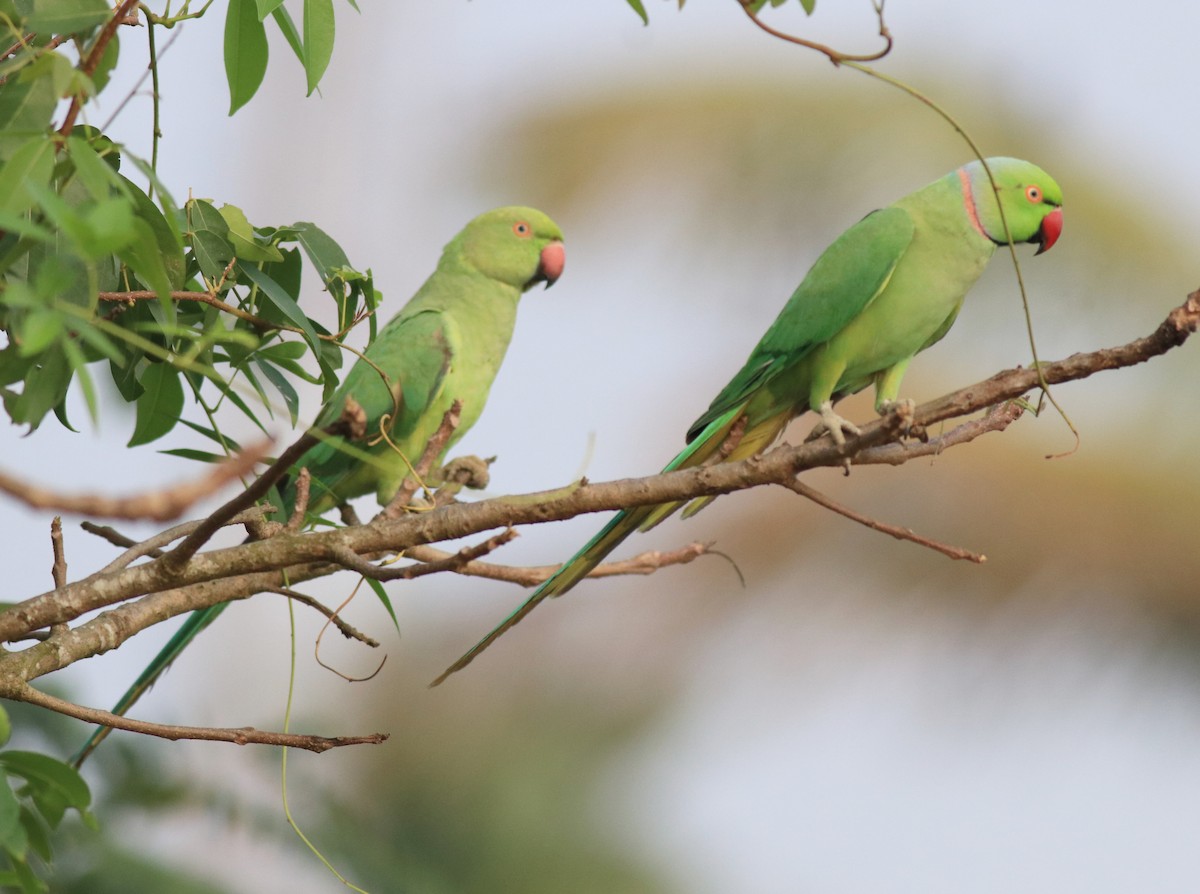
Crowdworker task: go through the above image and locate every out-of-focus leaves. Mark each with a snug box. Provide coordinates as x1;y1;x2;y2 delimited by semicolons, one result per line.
625;0;647;25
225;0;269;115
0;139;54;214
18;0;109;35
0;74;55;160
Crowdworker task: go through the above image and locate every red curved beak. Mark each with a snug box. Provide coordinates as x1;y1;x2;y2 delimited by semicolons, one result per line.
536;240;565;287
1034;206;1063;255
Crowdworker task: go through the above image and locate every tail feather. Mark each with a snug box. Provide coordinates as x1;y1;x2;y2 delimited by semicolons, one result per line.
430;407;751;686
430;505;653;686
71;603;228;767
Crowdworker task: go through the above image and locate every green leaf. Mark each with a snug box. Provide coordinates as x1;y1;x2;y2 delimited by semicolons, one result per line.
61;338;98;425
117;174;183;287
128;361;184;446
0;752;91;813
6;345;71;430
624;0;648;24
365;577;401;634
255;358;299;424
18;809;49;864
64;135;126;201
187;199;234;283
20;0;109;34
270;6;304;64
0;138;54;214
0;74;54;161
218;203;283;262
238;262;320;352
302;0;334;96
0;708;10;748
159;447;228;463
89;27;118;91
225;0;269;115
16;310;62;357
255;0;285;17
0;782;22;859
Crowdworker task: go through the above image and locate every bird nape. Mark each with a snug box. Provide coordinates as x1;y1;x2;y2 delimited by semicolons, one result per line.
432;157;1062;686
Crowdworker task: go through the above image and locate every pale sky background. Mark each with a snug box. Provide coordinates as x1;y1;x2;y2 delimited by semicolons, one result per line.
4;2;1200;891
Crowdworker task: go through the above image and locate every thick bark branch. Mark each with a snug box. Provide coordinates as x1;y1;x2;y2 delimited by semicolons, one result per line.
0;291;1195;685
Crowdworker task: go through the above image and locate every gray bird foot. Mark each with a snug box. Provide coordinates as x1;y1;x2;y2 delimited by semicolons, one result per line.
807;401;861;451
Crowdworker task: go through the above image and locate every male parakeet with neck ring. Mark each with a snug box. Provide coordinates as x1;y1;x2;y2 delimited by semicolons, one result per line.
433;157;1061;685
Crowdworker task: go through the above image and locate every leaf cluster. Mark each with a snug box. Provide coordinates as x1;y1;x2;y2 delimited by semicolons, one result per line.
0;0;372;460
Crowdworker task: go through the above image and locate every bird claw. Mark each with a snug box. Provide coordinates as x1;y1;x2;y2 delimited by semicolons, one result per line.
807;401;861;451
877;398;917;437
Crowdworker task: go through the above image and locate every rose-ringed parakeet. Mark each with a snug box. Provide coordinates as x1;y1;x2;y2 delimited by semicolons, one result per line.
75;206;564;762
433;157;1062;685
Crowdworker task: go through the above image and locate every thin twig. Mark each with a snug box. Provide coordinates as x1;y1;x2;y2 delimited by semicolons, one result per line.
58;0;141;137
269;586;379;647
854;400;1027;466
737;0;892;64
402;541;712;587
83;509;270;573
96;290;342;341
382;402;462;517
161;401;366;573
778;477;985;562
313;579;386;683
0;443;270;521
9;683;386;753
50;518;67;588
324;528;518;582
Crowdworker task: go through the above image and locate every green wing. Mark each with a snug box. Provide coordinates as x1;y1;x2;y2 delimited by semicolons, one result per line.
687;206;915;440
299;308;457;512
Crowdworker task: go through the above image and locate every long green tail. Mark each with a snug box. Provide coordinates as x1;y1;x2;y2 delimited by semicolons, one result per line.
430;407;745;686
71;602;229;767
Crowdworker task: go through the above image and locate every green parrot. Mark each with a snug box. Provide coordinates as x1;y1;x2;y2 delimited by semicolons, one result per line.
75;206;564;763
433;157;1062;686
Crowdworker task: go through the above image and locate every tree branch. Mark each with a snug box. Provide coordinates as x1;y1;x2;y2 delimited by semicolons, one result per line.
0;292;1194;679
0;442;271;521
7;683;387;753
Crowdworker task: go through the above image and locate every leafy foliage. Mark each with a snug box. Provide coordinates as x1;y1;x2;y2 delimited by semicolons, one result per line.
625;0;815;24
0;0;376;458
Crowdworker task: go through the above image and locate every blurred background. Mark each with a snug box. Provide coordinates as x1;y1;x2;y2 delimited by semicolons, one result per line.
4;0;1200;890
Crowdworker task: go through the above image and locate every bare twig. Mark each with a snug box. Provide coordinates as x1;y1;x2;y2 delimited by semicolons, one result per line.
854;400;1027;466
269;586;379;647
777;477;985;562
737;0;892;65
83;509;270;573
324;528;518;582
402;541;712;587
286;468;311;531
8;683;386;753
0;443;270;521
58;0;141;137
161;401;365;573
50;518;67;588
383;401;463;517
96;290;345;341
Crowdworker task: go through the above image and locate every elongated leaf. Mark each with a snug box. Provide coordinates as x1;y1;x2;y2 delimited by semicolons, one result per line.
0;75;54;160
118;175;185;289
0;139;53;214
302;0;334;95
365;577;401;634
255;0;285;17
21;0;109;34
625;0;648;24
128;361;184;446
238;262;320;352
0;752;90;812
225;0;269;115
219;203;283;262
255;357;299;424
270;5;304;64
0;783;21;859
187;199;234;283
176;416;243;452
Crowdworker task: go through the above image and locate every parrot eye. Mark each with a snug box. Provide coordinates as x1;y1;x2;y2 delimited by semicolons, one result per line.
1025;185;1043;203
512;221;532;238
